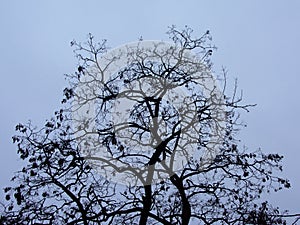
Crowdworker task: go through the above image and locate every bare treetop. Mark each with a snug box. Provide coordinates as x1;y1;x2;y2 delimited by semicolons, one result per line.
1;26;294;225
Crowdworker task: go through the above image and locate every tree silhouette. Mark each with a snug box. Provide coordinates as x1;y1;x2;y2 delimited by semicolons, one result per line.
1;26;294;224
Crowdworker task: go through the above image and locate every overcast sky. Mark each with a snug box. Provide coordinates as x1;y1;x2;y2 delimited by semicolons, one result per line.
0;0;299;217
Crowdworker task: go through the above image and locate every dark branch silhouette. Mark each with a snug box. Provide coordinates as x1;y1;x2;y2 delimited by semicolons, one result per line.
1;26;297;225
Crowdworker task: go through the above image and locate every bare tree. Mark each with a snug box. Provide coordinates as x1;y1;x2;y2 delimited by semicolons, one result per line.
1;26;294;225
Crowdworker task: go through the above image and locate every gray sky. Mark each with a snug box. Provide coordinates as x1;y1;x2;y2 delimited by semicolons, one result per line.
0;0;299;216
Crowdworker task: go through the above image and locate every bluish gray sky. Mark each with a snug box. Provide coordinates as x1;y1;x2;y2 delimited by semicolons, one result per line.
0;0;299;216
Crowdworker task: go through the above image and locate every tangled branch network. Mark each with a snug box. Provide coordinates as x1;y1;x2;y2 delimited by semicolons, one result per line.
72;40;225;186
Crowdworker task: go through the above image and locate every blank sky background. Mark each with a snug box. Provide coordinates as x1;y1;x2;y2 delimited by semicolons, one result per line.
0;0;299;217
